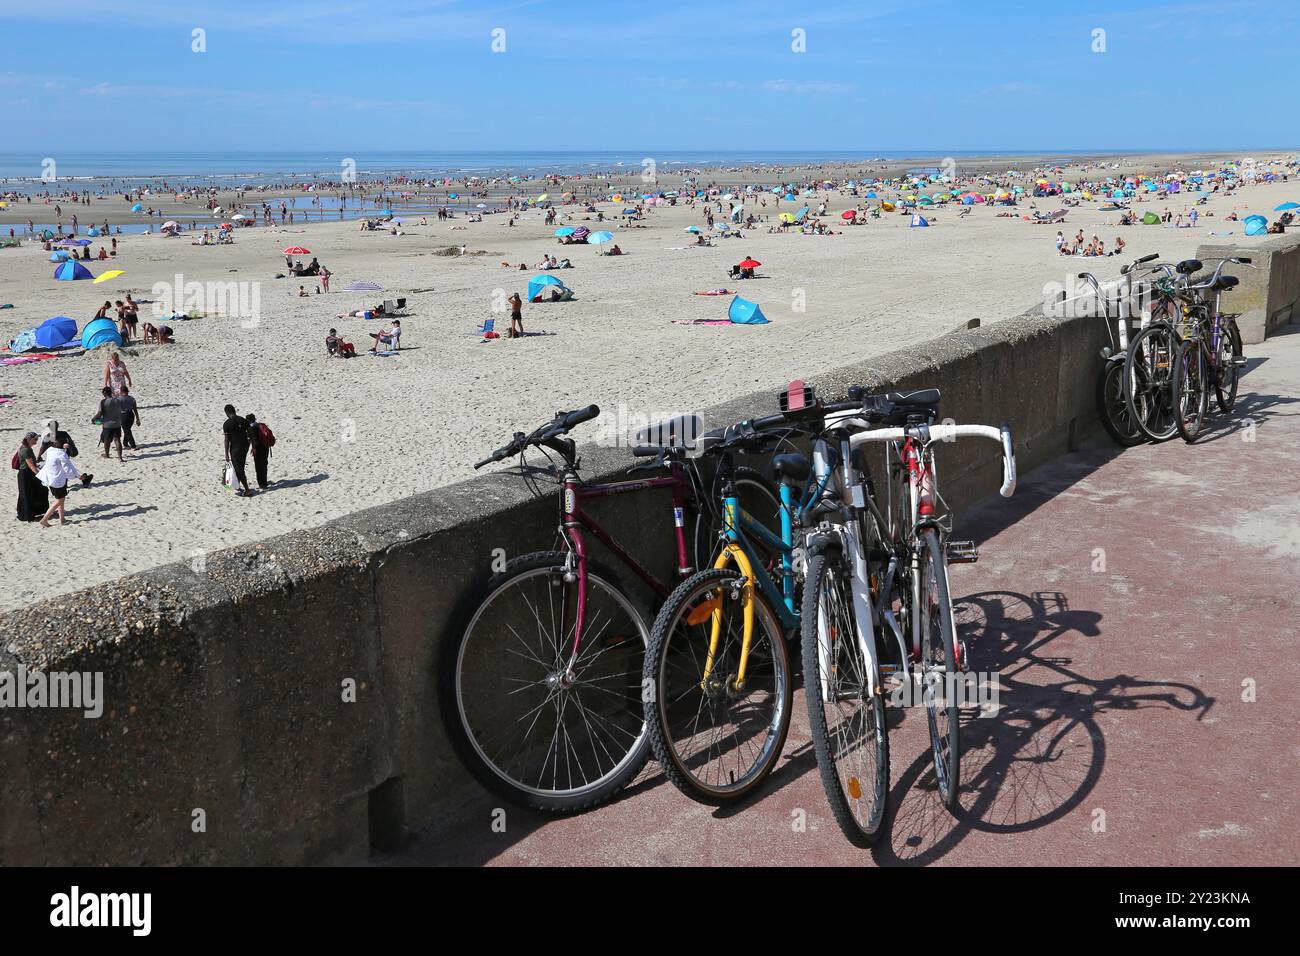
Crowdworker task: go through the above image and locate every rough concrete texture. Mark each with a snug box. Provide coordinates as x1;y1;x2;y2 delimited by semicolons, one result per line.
382;325;1300;866
1197;232;1300;344
0;303;1155;864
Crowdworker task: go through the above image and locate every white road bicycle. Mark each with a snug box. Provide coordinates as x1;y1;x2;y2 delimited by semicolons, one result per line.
797;385;1016;844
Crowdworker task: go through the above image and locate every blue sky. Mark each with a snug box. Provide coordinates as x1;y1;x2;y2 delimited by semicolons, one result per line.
1;0;1296;152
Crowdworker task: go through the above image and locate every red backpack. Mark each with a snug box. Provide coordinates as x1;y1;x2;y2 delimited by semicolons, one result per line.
256;422;276;448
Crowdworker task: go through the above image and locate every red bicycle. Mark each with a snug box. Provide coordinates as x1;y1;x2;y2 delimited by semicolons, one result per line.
441;405;778;811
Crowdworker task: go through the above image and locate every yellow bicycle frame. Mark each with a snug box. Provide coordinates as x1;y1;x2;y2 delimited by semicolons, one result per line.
701;500;757;690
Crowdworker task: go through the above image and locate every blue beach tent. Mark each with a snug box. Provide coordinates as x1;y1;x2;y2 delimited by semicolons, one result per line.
728;296;769;325
53;260;93;281
1243;215;1268;236
81;316;123;351
910;214;930;227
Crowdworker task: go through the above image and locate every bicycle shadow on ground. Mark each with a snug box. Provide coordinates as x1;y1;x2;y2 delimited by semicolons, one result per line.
870;588;1214;866
1176;389;1300;445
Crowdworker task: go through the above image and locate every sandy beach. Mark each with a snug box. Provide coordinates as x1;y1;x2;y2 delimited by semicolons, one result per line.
2;153;1295;609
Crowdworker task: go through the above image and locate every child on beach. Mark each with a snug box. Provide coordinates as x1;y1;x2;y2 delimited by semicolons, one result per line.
35;444;82;527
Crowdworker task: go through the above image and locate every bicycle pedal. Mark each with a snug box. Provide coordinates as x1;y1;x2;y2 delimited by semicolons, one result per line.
946;540;979;564
1231;356;1247;368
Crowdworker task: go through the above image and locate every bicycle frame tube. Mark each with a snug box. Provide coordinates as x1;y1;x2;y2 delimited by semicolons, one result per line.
560;465;691;659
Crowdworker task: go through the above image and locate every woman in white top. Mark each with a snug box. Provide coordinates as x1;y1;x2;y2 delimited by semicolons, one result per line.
36;445;82;527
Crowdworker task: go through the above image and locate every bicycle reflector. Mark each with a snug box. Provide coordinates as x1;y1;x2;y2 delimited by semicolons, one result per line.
779;380;816;412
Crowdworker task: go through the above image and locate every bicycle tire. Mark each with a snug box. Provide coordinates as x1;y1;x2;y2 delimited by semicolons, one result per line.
918;528;961;809
439;550;652;812
1124;324;1180;442
801;543;890;846
1096;359;1145;446
1214;320;1243;413
1172;339;1209;443
644;567;792;804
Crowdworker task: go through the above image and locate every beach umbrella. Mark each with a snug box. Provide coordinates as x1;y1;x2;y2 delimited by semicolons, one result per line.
572;226;590;238
527;274;566;301
87;227;101;237
685;226;701;233
283;246;311;255
53;260;93;281
81;317;122;351
881;201;896;212
381;208;394;216
537;193;548;202
841;210;856;220
131;203;143;212
588;231;614;245
34;316;77;348
554;227;577;237
715;223;731;231
93;269;126;285
1274;202;1300;211
728;296;769;325
231;213;247;220
343;280;383;292
162;220;178;230
865;191;877;199
738;258;761;270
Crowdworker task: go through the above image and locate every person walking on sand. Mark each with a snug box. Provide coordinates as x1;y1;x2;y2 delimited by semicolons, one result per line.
15;432;48;522
223;404;253;496
38;420;92;487
36;443;82;527
104;351;131;397
508;292;524;338
97;387;125;461
246;413;273;490
118;385;140;450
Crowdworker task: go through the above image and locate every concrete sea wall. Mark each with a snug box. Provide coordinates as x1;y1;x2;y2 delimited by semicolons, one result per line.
0;300;1114;864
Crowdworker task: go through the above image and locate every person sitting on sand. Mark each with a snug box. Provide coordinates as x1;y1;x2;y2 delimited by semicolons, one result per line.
608;244;622;256
298;285;310;297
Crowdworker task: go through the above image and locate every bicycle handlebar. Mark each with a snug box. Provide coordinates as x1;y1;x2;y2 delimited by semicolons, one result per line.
473;404;600;469
847;422;1018;497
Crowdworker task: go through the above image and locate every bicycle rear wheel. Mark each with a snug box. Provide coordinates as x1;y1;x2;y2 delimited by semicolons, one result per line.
645;567;792;804
1172;339;1209;443
1214;320;1243;413
1096;359;1144;446
802;543;890;846
918;528;961;808
1124;324;1179;442
441;551;651;812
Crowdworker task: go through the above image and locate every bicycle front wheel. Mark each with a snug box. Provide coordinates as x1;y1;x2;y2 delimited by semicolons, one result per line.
645;567;792;803
1125;324;1179;441
801;543;890;846
1172;339;1209;443
441;551;651;812
1096;359;1144;446
918;529;961;808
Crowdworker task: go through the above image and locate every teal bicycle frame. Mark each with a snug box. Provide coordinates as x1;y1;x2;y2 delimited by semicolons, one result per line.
717;467;834;632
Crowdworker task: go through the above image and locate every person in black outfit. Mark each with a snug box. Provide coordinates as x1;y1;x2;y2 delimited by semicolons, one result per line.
222;404;252;496
246;413;271;490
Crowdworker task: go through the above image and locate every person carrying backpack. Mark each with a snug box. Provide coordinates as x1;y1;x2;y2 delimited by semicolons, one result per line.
246;413;275;490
